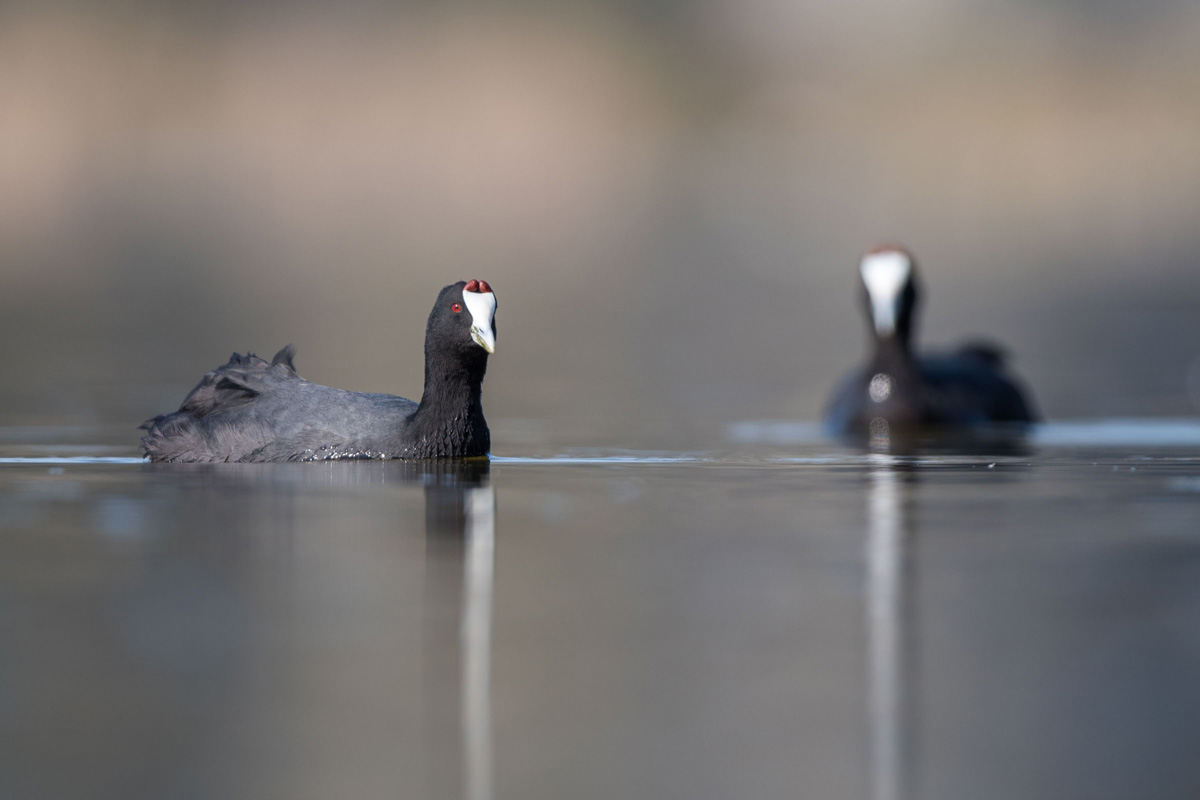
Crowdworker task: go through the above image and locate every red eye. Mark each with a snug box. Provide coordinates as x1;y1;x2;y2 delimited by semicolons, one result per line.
451;302;462;313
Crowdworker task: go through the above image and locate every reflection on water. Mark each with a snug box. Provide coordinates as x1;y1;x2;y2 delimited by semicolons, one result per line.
1032;418;1200;447
410;461;497;800
0;455;497;800
727;418;1200;450
3;425;1200;799
463;485;495;800
866;455;908;800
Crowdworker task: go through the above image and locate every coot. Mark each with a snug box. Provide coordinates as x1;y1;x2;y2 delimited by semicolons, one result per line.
824;247;1037;436
141;280;497;462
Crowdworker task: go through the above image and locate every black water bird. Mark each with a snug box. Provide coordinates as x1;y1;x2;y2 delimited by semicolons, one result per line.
141;280;498;462
824;246;1036;437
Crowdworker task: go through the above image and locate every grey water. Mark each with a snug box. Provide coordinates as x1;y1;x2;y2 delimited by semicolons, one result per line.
3;422;1200;800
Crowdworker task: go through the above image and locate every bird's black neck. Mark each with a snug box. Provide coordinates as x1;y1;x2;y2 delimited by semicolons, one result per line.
871;329;914;366
406;349;490;457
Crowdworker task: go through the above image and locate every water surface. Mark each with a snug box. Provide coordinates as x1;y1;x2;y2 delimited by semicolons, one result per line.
2;422;1200;800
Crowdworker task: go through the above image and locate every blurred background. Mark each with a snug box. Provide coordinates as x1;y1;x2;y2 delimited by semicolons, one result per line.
2;0;1200;444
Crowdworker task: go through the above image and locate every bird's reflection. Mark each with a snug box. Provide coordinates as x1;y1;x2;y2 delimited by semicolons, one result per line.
866;454;916;800
146;458;496;800
413;459;495;800
461;481;495;800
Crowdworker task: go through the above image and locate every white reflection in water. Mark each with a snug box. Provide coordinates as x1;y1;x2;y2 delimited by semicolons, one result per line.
1031;419;1200;446
867;453;908;800
463;485;496;800
0;456;144;464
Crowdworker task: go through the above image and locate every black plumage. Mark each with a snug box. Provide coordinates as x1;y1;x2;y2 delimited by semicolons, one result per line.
140;281;496;462
825;247;1037;436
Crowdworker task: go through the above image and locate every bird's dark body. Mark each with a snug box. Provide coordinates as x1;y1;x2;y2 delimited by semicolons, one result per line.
824;248;1037;437
825;341;1035;435
140;282;494;462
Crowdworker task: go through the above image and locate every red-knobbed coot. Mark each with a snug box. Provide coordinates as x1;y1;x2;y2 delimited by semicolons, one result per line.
825;247;1037;435
141;280;497;462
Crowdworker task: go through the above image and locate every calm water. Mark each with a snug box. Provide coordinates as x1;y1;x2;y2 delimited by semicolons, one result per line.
3;422;1200;800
